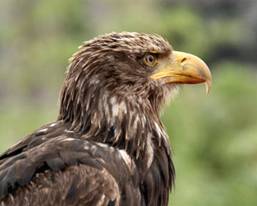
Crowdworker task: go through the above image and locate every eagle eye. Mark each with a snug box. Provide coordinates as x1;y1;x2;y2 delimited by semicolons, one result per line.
143;54;157;67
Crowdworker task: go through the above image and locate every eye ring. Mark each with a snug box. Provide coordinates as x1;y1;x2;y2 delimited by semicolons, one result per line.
143;54;157;67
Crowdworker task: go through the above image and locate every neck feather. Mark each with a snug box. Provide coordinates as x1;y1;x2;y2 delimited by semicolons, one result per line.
59;87;169;157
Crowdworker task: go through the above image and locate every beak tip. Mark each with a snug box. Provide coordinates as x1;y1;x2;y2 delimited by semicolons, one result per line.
205;79;212;95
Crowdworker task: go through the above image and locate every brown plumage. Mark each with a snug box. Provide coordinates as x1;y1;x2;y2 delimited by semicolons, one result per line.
0;32;212;206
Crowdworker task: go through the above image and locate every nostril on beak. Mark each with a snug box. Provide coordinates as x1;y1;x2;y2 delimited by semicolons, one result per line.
181;57;187;63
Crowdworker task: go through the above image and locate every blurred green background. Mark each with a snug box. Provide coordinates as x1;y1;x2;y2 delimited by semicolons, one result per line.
0;0;257;205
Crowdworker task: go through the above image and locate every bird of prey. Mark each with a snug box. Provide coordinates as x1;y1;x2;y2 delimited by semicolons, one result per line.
0;32;211;206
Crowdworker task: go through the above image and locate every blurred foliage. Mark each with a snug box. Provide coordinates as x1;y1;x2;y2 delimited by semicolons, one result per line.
0;0;257;205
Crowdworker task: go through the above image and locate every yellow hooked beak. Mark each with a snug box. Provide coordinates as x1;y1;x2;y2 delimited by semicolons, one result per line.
151;51;212;93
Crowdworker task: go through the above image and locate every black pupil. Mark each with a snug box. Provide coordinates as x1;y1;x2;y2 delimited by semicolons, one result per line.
147;55;154;63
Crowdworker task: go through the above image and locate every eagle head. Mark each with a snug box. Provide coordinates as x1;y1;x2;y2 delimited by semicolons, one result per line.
58;32;211;150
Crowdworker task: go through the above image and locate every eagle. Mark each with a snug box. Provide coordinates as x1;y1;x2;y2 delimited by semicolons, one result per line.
0;32;211;206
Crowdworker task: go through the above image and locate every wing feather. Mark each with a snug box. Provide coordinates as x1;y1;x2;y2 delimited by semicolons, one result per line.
0;136;140;206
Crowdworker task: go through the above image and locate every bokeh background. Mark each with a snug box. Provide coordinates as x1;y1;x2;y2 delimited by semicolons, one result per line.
0;0;257;205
